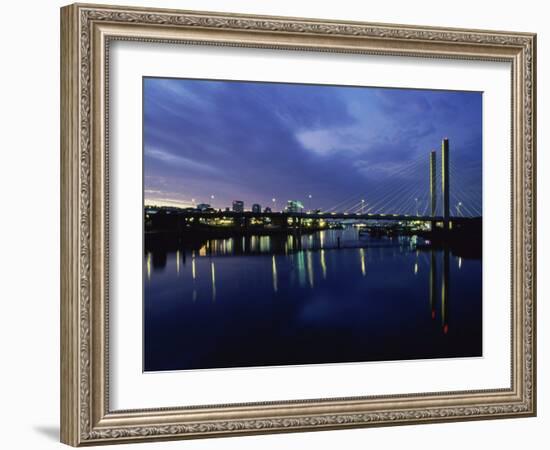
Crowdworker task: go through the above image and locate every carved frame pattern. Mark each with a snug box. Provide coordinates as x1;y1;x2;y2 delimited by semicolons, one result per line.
60;3;536;446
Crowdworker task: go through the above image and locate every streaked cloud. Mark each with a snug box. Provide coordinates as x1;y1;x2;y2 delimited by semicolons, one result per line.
295;127;371;156
145;147;220;174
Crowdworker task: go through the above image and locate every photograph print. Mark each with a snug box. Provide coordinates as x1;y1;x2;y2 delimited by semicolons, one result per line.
143;77;482;372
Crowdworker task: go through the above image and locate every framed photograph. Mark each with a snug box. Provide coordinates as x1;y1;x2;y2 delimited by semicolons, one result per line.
60;3;537;446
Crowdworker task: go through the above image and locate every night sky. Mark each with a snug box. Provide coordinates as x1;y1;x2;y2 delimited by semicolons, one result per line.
143;77;482;216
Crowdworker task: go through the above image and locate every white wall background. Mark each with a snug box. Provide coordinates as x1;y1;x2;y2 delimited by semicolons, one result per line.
0;1;546;449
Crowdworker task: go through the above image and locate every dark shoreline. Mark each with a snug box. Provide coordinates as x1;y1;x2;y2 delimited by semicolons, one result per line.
144;226;481;260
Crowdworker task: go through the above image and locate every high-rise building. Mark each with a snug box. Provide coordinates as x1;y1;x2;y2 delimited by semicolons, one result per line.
232;200;244;212
252;203;261;213
285;200;304;213
196;203;211;211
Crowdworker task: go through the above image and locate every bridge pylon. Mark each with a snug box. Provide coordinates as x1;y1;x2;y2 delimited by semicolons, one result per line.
442;138;450;229
430;149;437;230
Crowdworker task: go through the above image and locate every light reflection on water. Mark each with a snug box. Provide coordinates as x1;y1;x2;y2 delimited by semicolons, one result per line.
144;228;482;372
192;228;421;257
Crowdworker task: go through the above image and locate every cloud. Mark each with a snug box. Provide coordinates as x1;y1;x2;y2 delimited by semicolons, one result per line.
145;78;207;109
145;147;219;174
295;127;366;155
353;160;418;180
144;197;194;208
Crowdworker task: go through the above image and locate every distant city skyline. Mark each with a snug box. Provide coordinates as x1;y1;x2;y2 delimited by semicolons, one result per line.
144;77;482;216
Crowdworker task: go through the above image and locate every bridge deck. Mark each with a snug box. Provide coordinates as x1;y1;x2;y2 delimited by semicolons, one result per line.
151;210;479;222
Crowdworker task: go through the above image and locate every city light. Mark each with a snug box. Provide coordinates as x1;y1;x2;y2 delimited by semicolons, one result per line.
143;138;480;260
456;201;463;217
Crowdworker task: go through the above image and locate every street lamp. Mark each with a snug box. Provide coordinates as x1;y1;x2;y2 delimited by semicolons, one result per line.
272;197;276;212
308;194;312;212
456;201;463;217
361;199;365;215
415;197;419;216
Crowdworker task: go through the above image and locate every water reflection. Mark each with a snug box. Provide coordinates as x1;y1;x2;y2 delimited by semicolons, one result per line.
272;255;278;293
442;247;450;334
359;248;366;277
211;261;216;302
297;251;306;287
146;252;151;282
307;251;314;288
144;229;481;371
320;249;327;279
146;231;458;312
430;250;437;320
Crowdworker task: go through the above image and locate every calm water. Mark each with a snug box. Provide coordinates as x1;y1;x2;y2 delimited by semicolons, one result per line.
144;229;482;372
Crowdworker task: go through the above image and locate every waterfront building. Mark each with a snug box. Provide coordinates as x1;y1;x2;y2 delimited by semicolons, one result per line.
285;200;304;213
196;203;211;211
252;203;261;213
264;207;272;213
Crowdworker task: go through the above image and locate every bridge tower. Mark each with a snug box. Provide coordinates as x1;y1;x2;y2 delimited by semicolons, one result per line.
430;150;437;218
441;138;450;228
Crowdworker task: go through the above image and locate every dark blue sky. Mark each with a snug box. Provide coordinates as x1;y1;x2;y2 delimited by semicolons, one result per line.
144;78;482;216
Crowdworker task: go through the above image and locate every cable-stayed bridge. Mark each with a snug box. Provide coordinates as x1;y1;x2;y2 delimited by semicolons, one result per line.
150;138;481;232
320;138;481;221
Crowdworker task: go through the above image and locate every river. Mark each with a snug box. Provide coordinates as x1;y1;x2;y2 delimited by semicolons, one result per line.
144;228;482;372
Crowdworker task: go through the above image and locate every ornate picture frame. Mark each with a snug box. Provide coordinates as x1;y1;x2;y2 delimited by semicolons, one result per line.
60;3;536;446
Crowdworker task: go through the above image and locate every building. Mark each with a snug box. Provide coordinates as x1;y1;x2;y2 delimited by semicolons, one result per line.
285;200;304;213
264;206;272;213
196;203;210;211
252;203;261;213
232;200;244;212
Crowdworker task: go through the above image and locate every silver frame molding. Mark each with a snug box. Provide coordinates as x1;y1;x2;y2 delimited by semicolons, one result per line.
60;3;536;446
